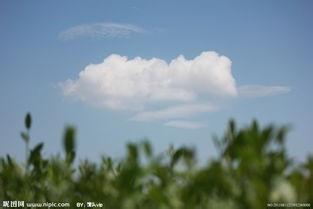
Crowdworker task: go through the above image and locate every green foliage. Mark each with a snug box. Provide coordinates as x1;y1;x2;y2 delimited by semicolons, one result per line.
63;126;76;164
0;114;312;208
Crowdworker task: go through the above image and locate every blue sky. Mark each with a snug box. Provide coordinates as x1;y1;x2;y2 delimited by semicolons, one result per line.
0;0;312;163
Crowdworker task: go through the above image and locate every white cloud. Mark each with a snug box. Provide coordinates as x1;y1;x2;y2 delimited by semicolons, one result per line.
59;22;145;40
131;103;216;122
238;85;290;97
60;51;237;110
60;51;291;128
164;120;207;130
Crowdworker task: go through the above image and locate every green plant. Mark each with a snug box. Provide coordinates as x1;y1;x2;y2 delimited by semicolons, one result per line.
0;114;312;208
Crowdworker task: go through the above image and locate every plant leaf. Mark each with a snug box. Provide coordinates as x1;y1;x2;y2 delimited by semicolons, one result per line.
25;113;32;130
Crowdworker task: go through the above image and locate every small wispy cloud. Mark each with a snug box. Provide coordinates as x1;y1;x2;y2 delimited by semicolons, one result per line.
238;85;291;98
131;104;216;122
59;22;145;40
164;120;207;130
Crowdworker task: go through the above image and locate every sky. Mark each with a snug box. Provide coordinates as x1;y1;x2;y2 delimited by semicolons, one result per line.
0;0;312;163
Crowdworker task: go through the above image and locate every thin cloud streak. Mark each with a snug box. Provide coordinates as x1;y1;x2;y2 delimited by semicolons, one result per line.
59;22;145;40
238;85;291;98
131;103;216;122
164;120;207;129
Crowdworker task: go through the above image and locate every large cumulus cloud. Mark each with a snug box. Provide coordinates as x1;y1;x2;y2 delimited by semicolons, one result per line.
60;51;290;129
61;51;237;110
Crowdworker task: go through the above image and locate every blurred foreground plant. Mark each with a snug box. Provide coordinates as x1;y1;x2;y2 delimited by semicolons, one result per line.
0;114;312;208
